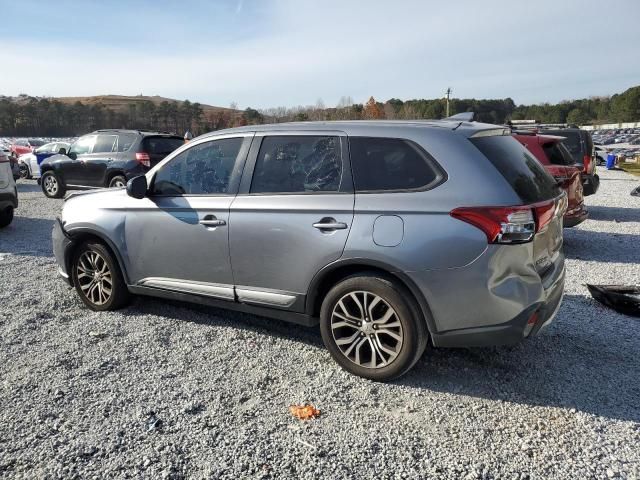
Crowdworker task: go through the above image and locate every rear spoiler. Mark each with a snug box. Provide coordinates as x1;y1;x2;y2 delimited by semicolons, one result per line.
445;112;475;122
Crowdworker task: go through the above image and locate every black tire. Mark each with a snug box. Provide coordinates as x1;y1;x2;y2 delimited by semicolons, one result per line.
19;163;31;179
41;171;65;198
320;274;428;382
0;206;14;228
108;175;127;188
71;242;130;311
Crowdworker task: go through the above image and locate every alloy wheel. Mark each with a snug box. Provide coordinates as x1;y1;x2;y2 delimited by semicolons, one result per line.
112;178;126;188
43;175;58;196
76;250;113;305
330;291;404;369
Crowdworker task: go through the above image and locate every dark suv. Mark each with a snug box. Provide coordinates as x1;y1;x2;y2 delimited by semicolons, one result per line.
39;130;183;198
540;127;599;196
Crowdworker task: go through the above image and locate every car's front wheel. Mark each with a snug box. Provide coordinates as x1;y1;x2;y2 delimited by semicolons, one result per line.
0;206;14;228
41;171;65;198
71;242;130;311
320;274;428;381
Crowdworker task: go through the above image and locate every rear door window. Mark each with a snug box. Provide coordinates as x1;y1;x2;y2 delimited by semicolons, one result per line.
349;137;442;191
471;135;561;203
250;136;342;193
116;133;138;152
93;135;118;153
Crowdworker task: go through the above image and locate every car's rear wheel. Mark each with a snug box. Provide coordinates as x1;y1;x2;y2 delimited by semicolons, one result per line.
320;274;428;381
109;175;127;188
71;242;130;311
19;163;30;179
0;206;14;228
41;171;65;198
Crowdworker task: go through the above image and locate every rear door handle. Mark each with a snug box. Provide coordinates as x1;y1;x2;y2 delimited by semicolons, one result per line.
199;219;226;227
313;221;348;230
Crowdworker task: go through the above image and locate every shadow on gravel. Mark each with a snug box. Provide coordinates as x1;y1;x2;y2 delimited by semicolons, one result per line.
563;230;640;264
587;205;640;223
16;181;43;194
0;217;54;257
400;294;640;423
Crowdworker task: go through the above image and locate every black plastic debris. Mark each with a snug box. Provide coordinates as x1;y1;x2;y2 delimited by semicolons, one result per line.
586;284;640;317
631;185;640;197
146;412;163;432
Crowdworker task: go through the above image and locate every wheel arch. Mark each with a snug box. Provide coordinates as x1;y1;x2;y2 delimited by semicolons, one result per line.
65;228;130;286
306;258;438;335
105;170;126;187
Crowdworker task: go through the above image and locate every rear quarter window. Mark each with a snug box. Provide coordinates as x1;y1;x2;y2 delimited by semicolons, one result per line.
471;135;561;203
143;137;184;155
349;137;443;192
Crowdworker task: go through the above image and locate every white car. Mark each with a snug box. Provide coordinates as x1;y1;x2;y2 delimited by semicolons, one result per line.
18;141;70;179
0;151;18;227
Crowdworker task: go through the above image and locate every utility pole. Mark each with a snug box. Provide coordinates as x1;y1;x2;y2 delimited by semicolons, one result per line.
445;87;452;117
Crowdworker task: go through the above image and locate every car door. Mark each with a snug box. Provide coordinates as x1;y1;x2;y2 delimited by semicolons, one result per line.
122;133;253;298
63;135;96;185
229;132;354;312
83;134;118;186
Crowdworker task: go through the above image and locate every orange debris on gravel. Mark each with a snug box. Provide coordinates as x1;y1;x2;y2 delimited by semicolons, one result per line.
289;404;321;420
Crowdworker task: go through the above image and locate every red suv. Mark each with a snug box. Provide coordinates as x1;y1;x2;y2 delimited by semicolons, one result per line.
514;133;588;227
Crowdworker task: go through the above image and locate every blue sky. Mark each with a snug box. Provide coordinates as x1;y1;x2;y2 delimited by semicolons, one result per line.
1;0;639;109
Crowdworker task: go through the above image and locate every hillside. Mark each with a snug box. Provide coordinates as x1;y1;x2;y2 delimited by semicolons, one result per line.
16;94;235;114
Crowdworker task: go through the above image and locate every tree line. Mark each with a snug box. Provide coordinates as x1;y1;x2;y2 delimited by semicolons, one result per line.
1;85;638;137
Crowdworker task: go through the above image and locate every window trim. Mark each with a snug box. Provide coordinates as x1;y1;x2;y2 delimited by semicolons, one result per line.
238;131;353;196
148;134;253;198
348;136;447;194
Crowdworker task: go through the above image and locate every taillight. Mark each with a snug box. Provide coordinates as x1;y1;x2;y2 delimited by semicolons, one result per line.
136;152;151;167
450;196;565;244
583;154;592;173
450;206;535;244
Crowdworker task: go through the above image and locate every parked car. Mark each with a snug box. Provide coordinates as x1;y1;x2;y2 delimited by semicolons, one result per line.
18;141;70;179
514;133;588;227
39;130;184;198
10;138;46;159
52;121;567;381
538;127;599;196
0;151;18;227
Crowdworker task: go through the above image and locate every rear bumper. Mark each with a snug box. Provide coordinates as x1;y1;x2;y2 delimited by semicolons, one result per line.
52;217;73;286
0;191;18;209
563;205;589;228
408;243;566;348
582;173;599;196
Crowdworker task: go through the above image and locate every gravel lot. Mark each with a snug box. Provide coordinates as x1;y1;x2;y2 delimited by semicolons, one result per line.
1;169;639;479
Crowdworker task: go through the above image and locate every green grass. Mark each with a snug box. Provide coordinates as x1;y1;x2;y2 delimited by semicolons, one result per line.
620;162;640;176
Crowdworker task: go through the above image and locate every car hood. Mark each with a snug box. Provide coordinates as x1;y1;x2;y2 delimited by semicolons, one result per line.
65;187;122;202
41;153;69;166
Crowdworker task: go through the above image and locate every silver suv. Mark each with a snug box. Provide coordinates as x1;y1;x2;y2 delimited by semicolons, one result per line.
52;121;567;381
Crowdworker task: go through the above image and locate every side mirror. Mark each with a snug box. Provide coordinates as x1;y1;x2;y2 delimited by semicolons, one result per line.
68;152;77;160
58;147;67;155
126;175;148;199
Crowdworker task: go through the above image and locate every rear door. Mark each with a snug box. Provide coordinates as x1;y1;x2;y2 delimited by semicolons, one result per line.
229;132;353;311
83;134;118;186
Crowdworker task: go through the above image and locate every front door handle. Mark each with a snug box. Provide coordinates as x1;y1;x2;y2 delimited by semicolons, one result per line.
199;214;226;228
313;221;348;230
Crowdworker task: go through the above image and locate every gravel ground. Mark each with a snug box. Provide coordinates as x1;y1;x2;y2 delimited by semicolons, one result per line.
1;170;639;479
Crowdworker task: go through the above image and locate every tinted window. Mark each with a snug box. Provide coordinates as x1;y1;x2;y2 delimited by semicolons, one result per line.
250;136;341;193
542;142;571;166
471;135;561;203
350;137;439;191
116;133;138;152
544;129;586;162
143;136;184;155
93;135;118;153
69;135;96;155
152;137;243;195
